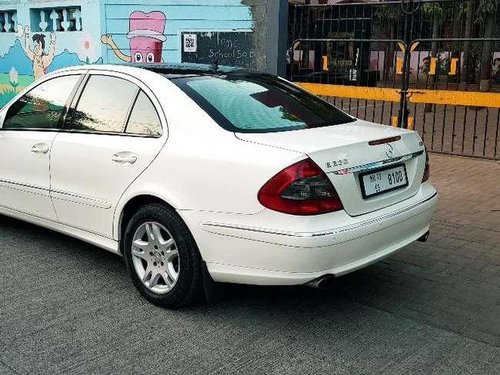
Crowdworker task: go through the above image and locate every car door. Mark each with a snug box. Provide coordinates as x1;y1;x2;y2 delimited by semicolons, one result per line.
0;74;82;220
50;72;167;238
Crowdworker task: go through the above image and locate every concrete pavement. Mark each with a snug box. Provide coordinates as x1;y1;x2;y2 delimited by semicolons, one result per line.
0;154;499;374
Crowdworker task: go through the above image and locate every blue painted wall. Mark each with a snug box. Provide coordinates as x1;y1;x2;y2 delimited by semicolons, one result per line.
0;0;255;106
101;0;253;64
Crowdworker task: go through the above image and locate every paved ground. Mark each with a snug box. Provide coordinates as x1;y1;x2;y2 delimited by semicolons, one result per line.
1;154;499;374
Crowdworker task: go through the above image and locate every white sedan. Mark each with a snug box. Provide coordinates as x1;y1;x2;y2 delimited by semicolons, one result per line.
0;64;437;307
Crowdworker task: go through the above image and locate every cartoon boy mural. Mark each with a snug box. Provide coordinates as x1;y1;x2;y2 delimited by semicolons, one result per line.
101;11;166;63
20;26;57;80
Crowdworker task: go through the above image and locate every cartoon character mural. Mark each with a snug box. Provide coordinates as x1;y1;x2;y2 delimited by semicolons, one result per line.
101;11;166;63
19;26;57;80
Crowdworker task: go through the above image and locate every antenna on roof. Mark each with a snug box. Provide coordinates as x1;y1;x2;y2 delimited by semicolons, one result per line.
211;58;219;73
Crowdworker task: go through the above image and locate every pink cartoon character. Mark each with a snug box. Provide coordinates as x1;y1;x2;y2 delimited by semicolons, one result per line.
101;11;166;63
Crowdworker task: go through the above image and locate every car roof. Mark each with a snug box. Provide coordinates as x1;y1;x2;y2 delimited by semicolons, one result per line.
55;62;251;78
141;62;247;75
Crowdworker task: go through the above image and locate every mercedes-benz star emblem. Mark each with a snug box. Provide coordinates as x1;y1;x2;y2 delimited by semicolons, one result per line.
385;143;394;159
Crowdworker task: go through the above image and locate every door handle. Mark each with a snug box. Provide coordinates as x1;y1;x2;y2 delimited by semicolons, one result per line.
31;143;50;154
112;152;137;164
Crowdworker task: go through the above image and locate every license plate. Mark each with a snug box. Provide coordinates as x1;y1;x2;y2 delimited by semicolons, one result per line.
360;164;408;198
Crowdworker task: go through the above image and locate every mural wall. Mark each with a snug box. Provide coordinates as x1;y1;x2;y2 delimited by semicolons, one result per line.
0;0;256;107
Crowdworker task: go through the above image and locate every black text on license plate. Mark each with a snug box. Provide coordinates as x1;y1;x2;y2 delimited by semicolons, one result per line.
360;164;408;198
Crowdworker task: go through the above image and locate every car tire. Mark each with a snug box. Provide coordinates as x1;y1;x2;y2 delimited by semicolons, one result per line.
123;203;202;308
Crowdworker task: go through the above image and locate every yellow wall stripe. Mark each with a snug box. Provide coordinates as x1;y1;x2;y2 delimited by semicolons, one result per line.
429;58;437;75
407;116;415;130
297;83;400;102
296;83;500;108
409;89;500;107
449;58;459;76
322;55;329;71
391;116;399;127
396;58;404;75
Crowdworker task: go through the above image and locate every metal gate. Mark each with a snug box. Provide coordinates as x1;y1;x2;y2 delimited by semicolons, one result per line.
288;0;500;160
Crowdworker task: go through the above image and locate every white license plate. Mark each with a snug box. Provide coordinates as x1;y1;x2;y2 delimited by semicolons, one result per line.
360;165;408;198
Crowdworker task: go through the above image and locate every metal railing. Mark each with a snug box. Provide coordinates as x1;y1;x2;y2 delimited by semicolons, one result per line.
288;0;500;160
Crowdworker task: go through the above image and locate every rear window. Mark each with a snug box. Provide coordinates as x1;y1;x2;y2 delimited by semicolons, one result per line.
171;74;355;133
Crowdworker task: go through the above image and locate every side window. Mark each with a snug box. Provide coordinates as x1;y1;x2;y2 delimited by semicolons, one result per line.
125;91;162;137
69;75;138;133
3;75;80;130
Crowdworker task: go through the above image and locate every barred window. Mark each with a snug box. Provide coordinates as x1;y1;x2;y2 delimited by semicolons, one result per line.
30;6;82;32
0;10;17;33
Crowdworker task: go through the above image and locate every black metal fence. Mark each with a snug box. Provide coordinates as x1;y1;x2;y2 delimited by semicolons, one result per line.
288;0;500;160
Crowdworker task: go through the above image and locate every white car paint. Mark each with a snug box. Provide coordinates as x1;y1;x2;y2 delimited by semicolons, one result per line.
0;130;58;220
0;64;437;287
236;120;425;216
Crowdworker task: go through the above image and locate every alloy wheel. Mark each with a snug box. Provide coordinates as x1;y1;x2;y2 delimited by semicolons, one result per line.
131;222;180;294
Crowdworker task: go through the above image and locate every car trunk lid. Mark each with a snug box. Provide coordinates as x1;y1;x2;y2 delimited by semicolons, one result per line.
236;120;426;216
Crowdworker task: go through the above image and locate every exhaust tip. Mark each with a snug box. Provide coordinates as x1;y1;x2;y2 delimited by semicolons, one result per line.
417;231;430;242
307;275;336;289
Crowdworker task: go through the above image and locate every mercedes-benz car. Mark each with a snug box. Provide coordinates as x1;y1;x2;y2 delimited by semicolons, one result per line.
0;64;437;307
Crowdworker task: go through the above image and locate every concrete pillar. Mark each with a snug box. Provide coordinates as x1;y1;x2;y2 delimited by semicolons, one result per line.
266;0;288;77
243;0;288;76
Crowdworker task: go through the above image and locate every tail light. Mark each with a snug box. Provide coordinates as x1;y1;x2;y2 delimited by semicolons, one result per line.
422;150;430;182
258;158;343;215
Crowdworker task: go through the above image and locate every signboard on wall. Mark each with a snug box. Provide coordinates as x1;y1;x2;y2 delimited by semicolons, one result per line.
183;33;198;53
181;31;256;68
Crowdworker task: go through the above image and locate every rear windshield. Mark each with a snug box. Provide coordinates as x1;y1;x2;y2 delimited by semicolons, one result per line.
170;74;355;133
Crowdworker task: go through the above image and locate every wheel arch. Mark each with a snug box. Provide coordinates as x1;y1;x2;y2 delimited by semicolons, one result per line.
116;194;177;253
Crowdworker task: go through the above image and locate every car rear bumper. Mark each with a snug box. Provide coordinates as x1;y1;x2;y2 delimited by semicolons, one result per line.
181;183;438;286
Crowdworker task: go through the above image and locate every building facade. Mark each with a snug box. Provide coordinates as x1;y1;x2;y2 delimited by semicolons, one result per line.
0;0;286;106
